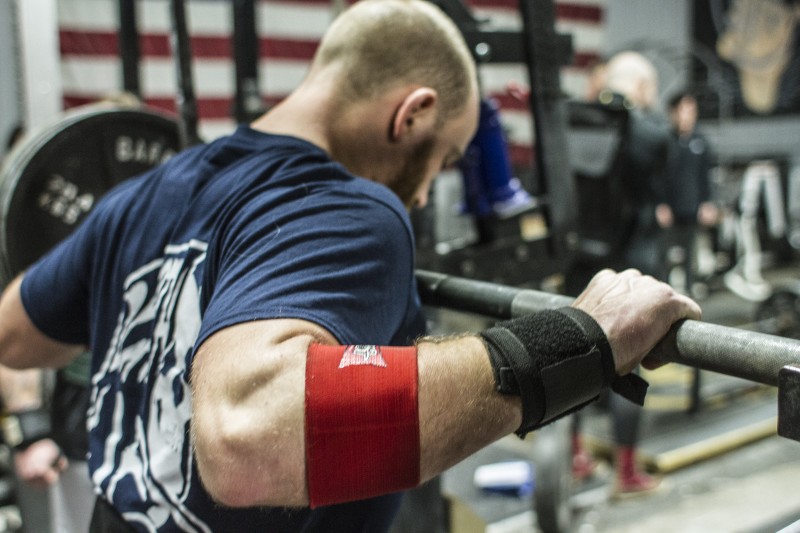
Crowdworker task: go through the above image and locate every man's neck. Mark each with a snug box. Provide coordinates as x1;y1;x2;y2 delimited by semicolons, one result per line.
250;73;408;186
249;84;334;154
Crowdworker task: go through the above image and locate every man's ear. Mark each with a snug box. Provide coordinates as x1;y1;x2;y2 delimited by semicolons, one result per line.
391;87;439;142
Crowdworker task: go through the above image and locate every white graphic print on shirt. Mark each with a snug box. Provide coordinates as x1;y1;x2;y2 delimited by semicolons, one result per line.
87;239;210;532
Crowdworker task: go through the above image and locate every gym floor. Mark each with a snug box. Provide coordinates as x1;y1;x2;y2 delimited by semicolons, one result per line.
438;262;800;533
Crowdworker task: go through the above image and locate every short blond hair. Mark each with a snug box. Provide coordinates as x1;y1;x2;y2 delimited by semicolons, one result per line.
312;0;477;120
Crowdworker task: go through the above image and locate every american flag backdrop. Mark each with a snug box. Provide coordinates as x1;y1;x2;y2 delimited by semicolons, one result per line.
57;0;607;168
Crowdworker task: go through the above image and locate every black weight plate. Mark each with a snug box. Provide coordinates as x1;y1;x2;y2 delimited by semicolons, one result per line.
0;106;180;285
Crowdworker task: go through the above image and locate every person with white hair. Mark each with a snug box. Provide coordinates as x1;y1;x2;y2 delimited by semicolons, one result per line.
571;50;672;497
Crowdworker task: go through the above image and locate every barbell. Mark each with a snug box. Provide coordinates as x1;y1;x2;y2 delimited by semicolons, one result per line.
416;269;800;388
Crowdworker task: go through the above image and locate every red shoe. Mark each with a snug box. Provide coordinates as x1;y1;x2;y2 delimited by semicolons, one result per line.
613;446;661;498
613;470;661;498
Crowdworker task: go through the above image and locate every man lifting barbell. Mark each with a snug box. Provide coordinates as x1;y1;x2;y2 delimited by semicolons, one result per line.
0;1;700;532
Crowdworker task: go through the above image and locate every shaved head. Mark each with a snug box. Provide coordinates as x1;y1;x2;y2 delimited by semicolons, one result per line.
311;0;477;121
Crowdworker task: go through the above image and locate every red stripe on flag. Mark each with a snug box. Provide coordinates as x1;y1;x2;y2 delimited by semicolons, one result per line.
489;93;530;112
508;143;535;169
259;38;318;60
572;51;602;68
60;30;317;61
556;3;604;23
60;30;119;58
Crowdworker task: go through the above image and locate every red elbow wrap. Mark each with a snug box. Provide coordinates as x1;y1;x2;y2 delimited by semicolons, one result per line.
305;344;420;508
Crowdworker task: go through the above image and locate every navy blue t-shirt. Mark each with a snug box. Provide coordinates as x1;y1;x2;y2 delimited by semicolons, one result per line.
20;126;426;532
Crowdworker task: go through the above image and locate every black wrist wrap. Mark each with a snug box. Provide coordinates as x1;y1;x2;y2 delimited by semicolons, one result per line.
2;408;52;450
480;307;648;438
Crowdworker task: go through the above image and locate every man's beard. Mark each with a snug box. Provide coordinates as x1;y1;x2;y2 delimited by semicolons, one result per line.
386;137;435;210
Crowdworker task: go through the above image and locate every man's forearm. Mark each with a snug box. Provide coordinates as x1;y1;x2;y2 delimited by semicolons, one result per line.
417;335;521;480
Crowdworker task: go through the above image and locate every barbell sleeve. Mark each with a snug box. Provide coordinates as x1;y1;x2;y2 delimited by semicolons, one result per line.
416;269;800;387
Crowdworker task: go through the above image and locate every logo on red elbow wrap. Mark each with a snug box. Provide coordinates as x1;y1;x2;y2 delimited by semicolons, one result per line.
338;345;387;368
305;343;420;508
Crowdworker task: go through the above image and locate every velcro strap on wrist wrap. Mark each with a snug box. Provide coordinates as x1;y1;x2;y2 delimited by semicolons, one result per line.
480;307;648;438
558;307;649;406
2;408;51;450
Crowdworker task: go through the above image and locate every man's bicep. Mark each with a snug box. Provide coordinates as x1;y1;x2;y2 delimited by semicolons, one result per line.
190;318;338;507
192;317;338;403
